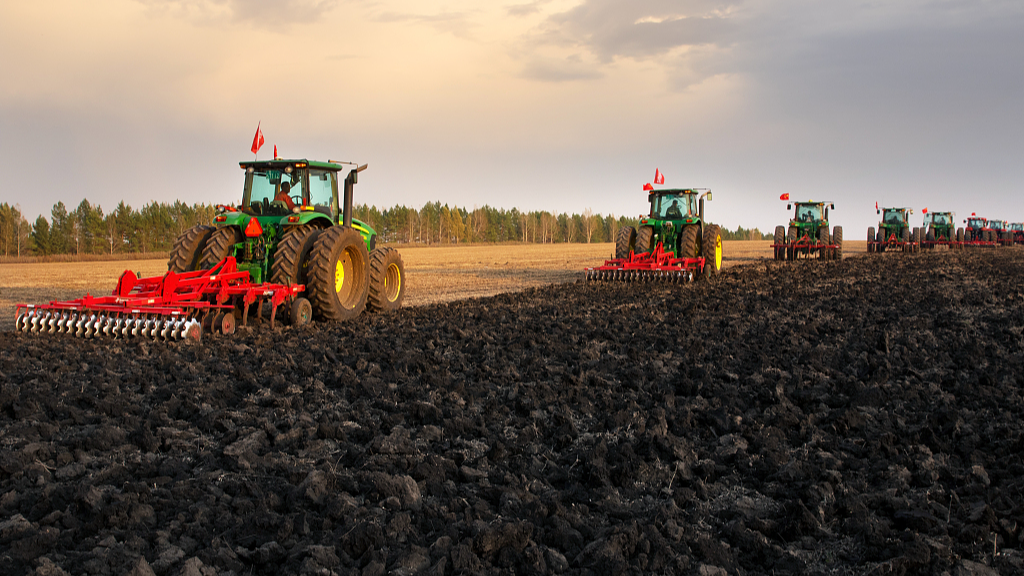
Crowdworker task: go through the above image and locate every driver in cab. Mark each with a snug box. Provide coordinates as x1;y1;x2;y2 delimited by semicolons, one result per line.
275;182;298;211
665;200;683;219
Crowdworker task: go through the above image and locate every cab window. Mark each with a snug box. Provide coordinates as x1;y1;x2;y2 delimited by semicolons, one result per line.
309;170;335;216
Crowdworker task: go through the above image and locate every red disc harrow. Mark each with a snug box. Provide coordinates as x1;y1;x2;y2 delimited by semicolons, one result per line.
14;258;303;342
585;242;705;282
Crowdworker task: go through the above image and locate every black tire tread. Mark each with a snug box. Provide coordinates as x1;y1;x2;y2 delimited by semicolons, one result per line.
307;226;369;321
368;247;406;313
168;225;215;272
270;225;319;286
615;226;636;259
200;227;242;270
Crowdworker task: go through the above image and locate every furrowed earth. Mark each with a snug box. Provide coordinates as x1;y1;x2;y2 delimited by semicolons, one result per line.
2;246;1024;575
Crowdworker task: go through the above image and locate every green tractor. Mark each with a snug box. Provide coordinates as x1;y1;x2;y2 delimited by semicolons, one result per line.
614;188;723;277
920;210;957;248
773;200;842;260
868;207;919;253
169;159;405;323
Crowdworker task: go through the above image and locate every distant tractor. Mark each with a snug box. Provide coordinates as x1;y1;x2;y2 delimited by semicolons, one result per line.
868;207;919;253
587;188;722;281
988;219;1014;246
1009;223;1024;245
920;210;959;249
962;215;997;245
772;200;842;261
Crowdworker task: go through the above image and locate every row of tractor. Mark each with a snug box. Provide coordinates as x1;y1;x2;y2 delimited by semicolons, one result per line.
866;208;1023;253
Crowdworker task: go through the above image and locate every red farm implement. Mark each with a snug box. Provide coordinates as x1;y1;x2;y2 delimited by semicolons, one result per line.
585;242;707;282
14;257;308;342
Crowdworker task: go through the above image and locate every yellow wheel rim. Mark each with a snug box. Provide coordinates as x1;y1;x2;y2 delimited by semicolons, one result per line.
334;250;350;294
385;263;402;302
715;235;723;270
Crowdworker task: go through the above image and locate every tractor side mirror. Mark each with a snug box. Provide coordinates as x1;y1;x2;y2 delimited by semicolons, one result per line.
787;204;791;210
830;203;835;209
877;209;880;215
706;192;713;201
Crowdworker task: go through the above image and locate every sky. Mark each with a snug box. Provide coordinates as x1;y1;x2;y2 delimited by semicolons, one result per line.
1;0;1022;236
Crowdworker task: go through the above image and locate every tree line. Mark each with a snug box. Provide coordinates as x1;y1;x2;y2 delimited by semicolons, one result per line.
0;200;771;257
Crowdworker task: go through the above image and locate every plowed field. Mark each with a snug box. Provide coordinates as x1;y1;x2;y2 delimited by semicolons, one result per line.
8;243;1020;576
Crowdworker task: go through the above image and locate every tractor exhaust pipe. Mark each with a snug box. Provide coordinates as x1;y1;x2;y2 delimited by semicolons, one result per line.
331;162;369;228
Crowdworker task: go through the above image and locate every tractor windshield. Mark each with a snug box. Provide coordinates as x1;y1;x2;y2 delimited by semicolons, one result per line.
930;213;951;225
244;168;306;215
308;169;336;217
653;193;696;219
967;218;986;228
883;210;906;225
1010;223;1023;232
795;204;822;223
990;220;1006;230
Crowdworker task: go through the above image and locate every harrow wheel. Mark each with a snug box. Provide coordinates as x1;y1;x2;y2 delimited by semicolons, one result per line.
635;226;654;255
308;226;370;321
368;247;406;313
168;225;216;273
615;226;636;259
200;226;243;270
702;224;723;277
290;297;313;326
271;225;321;286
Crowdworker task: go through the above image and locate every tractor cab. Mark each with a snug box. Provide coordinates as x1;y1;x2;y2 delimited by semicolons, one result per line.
965;217;987;230
1009;223;1024;232
881;208;910;226
926;212;952;226
787;201;832;228
240;159;340;221
989;220;1007;232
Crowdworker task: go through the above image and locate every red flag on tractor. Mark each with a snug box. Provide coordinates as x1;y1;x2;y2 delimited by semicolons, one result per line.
922;207;928;214
274;145;278;159
643;183;654;191
780;193;790;201
875;201;879;210
654;168;665;185
251;123;265;155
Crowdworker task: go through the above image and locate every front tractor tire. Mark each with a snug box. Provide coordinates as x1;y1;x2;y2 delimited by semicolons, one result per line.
270;225;322;286
615;226;636;259
307;226;370;322
168;225;215;272
702;224;723;277
200;226;243;270
368;247;406;313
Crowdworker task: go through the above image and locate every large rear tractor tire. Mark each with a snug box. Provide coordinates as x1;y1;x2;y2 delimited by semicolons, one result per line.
787;226;797;260
818;227;831;260
867;227;875;253
368;247;406;313
957;228;964;244
702;224;723;277
833;226;843;260
307;227;370;322
901;228;911;253
615;226;636;259
876;228;886;253
168;225;215;272
270;225;322;286
200;226;243;270
774;226;785;260
635;226;654;255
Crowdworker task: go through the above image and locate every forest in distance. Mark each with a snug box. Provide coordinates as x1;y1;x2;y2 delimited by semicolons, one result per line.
0;200;772;258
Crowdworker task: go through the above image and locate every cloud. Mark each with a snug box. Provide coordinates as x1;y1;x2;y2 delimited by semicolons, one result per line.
136;0;338;26
520;55;603;82
506;0;550;18
372;8;481;39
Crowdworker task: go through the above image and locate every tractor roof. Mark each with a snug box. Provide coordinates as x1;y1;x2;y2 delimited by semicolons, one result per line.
882;207;912;211
648;188;708;196
793;200;832;206
239;158;349;172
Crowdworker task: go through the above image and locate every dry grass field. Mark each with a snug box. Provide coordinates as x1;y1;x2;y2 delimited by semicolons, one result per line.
1;240;867;331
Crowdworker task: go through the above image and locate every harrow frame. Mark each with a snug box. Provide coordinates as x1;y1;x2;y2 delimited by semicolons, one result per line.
772;235;840;260
585;242;705;282
14;257;304;342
